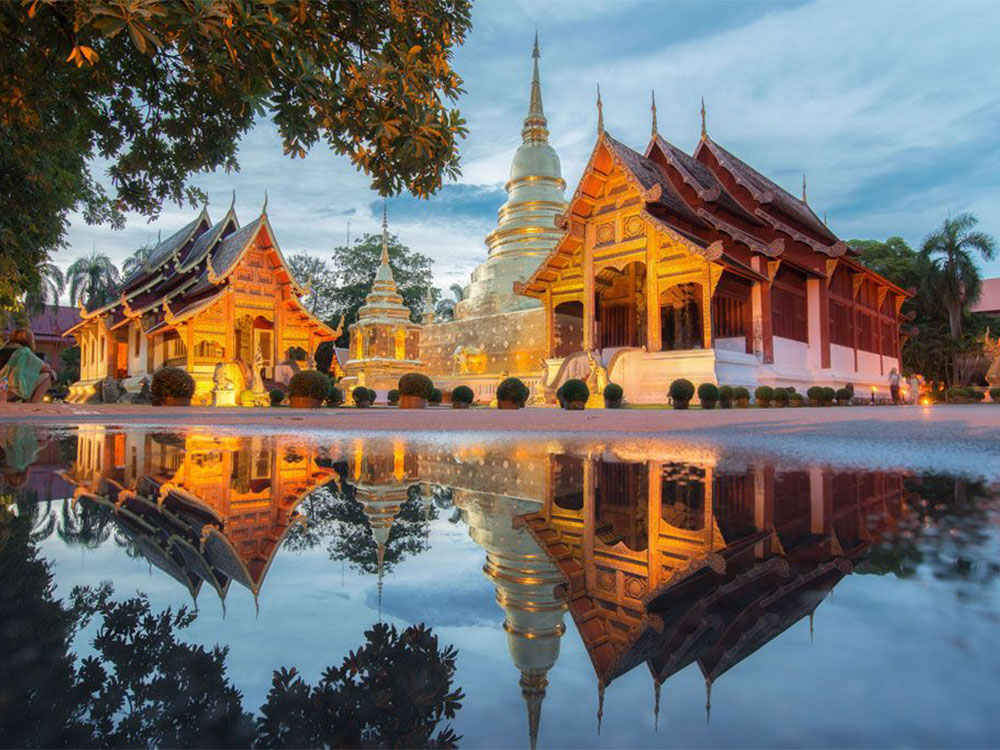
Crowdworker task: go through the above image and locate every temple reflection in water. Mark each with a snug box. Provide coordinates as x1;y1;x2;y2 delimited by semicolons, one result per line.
58;430;910;748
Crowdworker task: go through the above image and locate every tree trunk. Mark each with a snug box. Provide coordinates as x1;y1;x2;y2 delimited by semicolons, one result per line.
948;299;962;339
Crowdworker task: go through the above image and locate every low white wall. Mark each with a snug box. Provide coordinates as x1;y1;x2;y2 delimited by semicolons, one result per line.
714;337;746;354
773;336;809;370
830;344;854;374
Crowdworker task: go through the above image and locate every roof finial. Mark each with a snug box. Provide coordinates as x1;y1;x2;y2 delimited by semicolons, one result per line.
521;31;547;143
802;173;808;203
597;679;605;734
823;210;828;226
651;90;658;138
229;189;236;212
261;190;268;215
700;96;707;139
809;611;815;643
533;28;539;59
380;199;390;267
596;84;604;136
653;678;662;732
705;678;712;725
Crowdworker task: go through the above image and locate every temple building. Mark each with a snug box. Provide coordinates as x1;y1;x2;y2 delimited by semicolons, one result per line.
340;207;425;392
63;199;341;404
417;36;569;402
516;97;910;401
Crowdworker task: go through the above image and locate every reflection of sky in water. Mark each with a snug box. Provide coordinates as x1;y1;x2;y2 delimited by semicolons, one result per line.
13;426;1000;749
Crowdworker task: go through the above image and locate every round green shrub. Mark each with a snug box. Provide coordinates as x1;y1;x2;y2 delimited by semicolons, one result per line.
451;385;474;404
497;377;530;405
429;388;443;404
990;387;1000;402
269;388;285;406
719;385;734;402
387;389;400;404
773;388;789;403
733;386;750;401
289;370;330;401
697;383;719;403
559;378;590;405
754;385;774;404
353;386;375;405
835;387;852;403
326;384;344;407
822;386;836;403
968;388;985;402
669;378;695;402
603;382;624;402
789;392;804;405
398;372;434;399
152;366;196;400
807;386;825;403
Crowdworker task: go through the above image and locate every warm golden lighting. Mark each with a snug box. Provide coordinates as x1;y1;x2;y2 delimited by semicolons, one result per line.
920;397;932;406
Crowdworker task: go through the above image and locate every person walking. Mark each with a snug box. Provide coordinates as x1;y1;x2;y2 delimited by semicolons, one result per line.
888;367;901;405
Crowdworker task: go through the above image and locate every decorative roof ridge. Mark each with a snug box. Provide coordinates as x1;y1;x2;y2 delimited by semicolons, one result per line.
207;213;265;284
178;207;240;273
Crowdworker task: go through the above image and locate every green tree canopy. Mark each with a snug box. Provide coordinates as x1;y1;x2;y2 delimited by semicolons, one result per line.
287;253;339;320
0;0;472;312
325;232;435;346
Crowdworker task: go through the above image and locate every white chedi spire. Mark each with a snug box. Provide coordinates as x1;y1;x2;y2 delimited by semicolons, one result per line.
454;33;568;320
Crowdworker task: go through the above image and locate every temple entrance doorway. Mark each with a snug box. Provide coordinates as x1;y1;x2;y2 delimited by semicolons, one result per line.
553;300;584;358
595;262;646;349
594;460;648;552
235;314;275;379
660;282;704;351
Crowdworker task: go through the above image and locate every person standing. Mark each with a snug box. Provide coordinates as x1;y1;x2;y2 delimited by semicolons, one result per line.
908;373;921;404
888;367;901;405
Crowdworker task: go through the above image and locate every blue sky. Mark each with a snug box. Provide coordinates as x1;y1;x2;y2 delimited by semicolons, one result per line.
62;0;1000;291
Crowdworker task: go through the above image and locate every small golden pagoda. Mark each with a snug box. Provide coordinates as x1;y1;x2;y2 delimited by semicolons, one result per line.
341;204;424;394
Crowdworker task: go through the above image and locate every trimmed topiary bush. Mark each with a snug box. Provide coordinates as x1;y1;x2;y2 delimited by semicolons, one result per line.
754;385;774;407
789;392;804;407
807;385;825;406
990;387;1000;402
718;385;734;408
429;388;443;405
669;378;695;408
151;366;196;405
326;384;344;407
497;377;530;408
558;378;590;409
398;372;434;400
822;386;836;404
289;370;330;403
603;382;624;408
451;385;474;407
772;388;789;406
697;383;719;409
269;388;285;406
733;386;751;407
352;386;375;407
835;387;852;405
387;389;400;405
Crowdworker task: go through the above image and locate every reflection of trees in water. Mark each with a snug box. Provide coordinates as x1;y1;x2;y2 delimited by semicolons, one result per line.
57;497;113;549
283;474;436;576
856;475;1000;588
0;510;463;749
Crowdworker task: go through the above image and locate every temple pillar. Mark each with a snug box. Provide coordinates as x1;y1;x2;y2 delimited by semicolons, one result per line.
582;457;595;590
583;224;595;351
809;466;827;535
645;239;661;352
701;267;713;350
274;293;284;364
750;257;774;364
544;289;555;358
185;321;194;371
225;291;235;361
646;461;661;592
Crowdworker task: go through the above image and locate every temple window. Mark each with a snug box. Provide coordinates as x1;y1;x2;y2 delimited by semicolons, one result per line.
712;274;752;345
595;262;646;349
828;266;854;347
771;266;808;342
660;283;704;351
195;339;225;360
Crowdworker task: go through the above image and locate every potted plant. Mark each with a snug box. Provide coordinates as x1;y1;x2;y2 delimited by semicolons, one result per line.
733;386;751;408
698;382;719;410
451;385;474;409
772;388;789;408
326;384;345;408
718;385;734;409
269;388;285;407
789;392;804;407
807;385;825;407
151;366;195;407
497;377;530;409
822;386;836;406
429;388;443;406
553;378;587;410
835;387;852;406
398;372;434;409
387;389;400;406
754;385;774;408
288;370;329;408
669;378;695;409
352;386;375;408
603;382;624;409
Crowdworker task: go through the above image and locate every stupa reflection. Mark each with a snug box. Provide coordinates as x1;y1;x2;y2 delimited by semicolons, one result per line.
56;430;919;748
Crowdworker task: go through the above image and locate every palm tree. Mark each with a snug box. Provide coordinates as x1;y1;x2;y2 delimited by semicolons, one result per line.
920;213;997;338
23;261;65;314
121;243;154;278
66;251;121;309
